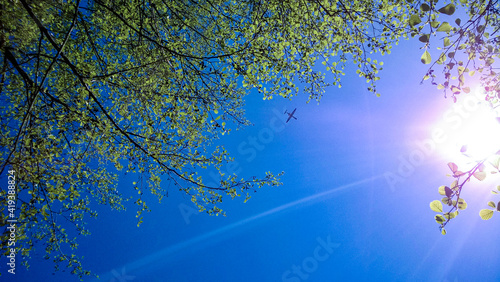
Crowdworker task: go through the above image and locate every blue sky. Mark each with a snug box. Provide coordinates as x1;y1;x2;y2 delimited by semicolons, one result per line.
4;36;500;282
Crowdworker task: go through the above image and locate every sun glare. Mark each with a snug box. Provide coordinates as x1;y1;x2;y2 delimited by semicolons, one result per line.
434;87;500;168
458;109;500;159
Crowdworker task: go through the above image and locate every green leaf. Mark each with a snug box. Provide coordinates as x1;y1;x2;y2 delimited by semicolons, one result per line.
442;197;452;206
421;3;431;11
437;22;452;32
435;214;446;223
455;18;461;26
479;209;494;220
409;14;422;27
457;198;467;210
444;211;458;219
430;200;443;212
474;171;487;181
441;228;447;235
421;50;431;64
438;3;456;15
419;34;430;43
488;201;496;208
438;185;447;195
437;53;447;64
443;37;451;47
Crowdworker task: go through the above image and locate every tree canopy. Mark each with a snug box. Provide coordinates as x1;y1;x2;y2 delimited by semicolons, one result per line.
0;0;498;279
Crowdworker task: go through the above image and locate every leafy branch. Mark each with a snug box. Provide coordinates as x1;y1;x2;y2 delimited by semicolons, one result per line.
431;150;500;234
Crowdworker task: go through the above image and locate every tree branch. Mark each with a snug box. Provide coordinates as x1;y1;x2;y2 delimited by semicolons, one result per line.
0;0;80;175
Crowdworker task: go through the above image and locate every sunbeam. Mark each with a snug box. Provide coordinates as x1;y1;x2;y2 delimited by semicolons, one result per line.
92;175;382;281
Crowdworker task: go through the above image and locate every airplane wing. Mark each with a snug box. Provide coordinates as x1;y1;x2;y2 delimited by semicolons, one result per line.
290;108;297;115
286;115;293;123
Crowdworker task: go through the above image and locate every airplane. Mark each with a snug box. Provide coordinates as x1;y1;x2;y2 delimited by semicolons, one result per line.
284;108;297;123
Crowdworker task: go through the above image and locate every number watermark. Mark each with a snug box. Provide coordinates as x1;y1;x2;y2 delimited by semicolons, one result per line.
5;169;17;275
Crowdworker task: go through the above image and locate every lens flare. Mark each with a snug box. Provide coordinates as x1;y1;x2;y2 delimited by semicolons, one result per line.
457;110;500;160
434;87;500;168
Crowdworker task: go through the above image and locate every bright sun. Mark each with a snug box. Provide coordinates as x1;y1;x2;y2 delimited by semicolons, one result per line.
434;87;500;168
458;108;500;160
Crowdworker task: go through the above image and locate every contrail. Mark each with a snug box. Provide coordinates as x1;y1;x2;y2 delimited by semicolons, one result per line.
91;174;382;281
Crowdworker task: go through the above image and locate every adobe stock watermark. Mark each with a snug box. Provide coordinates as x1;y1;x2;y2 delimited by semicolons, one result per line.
236;107;290;162
5;169;18;275
282;235;340;282
109;267;135;282
384;93;485;191
179;107;292;224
